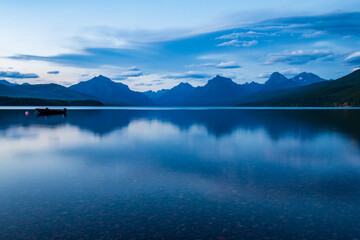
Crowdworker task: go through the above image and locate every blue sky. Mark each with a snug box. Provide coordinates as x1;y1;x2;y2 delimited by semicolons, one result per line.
0;0;359;90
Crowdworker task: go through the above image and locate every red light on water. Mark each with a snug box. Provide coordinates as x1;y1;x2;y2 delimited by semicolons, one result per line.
25;111;29;116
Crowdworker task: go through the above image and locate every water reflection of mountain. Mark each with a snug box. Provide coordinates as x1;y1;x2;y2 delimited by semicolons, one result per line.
0;109;360;142
1;108;360;239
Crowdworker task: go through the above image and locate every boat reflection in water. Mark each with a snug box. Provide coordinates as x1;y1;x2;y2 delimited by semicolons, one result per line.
36;107;67;116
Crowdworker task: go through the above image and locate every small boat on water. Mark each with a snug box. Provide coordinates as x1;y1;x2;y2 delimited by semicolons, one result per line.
36;108;67;115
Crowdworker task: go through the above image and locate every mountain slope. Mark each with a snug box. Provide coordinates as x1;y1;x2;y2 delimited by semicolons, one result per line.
240;69;360;107
0;83;96;101
0;80;17;86
143;89;169;100
155;82;195;105
0;72;330;107
290;72;326;86
262;72;294;91
154;73;327;106
175;76;242;106
69;75;152;105
0;96;103;106
261;72;327;91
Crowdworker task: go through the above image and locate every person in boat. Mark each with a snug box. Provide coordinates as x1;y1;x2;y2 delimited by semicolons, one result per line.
36;107;67;115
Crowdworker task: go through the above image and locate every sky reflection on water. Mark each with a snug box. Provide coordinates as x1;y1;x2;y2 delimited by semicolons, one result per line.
0;109;360;239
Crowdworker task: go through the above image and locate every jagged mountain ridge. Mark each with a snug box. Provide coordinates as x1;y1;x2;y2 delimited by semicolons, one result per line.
0;72;330;106
69;75;152;105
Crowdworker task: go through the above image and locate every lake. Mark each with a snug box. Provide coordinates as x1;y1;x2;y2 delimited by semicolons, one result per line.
0;108;360;239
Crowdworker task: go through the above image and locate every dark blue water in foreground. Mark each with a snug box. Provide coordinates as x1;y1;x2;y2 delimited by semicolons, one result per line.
0;108;360;240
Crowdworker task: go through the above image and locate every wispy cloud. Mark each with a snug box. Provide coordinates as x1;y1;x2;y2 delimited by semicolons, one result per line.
345;51;360;65
217;39;258;47
265;50;334;65
258;72;272;78
0;71;39;79
9;47;140;68
190;61;241;69
216;61;241;69
259;68;302;78
5;11;360;85
301;31;325;38
47;71;60;74
113;70;143;80
135;83;153;86
279;68;303;76
216;31;274;39
128;66;140;71
260;12;360;35
164;71;212;79
8;12;359;71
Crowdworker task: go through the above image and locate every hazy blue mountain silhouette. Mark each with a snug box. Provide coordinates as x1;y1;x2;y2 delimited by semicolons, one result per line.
0;72;328;106
151;73;327;106
262;72;294;91
244;69;360;107
290;72;326;86
0;83;95;100
179;75;243;106
155;82;195;105
0;80;17;86
261;72;326;91
143;89;169;100
69;75;152;105
0;80;30;87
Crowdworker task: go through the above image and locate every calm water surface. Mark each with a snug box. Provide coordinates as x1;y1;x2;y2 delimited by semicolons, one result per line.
0;108;360;239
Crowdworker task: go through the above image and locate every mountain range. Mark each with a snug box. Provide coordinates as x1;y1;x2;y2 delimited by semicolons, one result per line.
143;72;328;106
69;75;151;105
0;70;359;107
239;69;360;107
0;81;103;106
0;79;30;86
